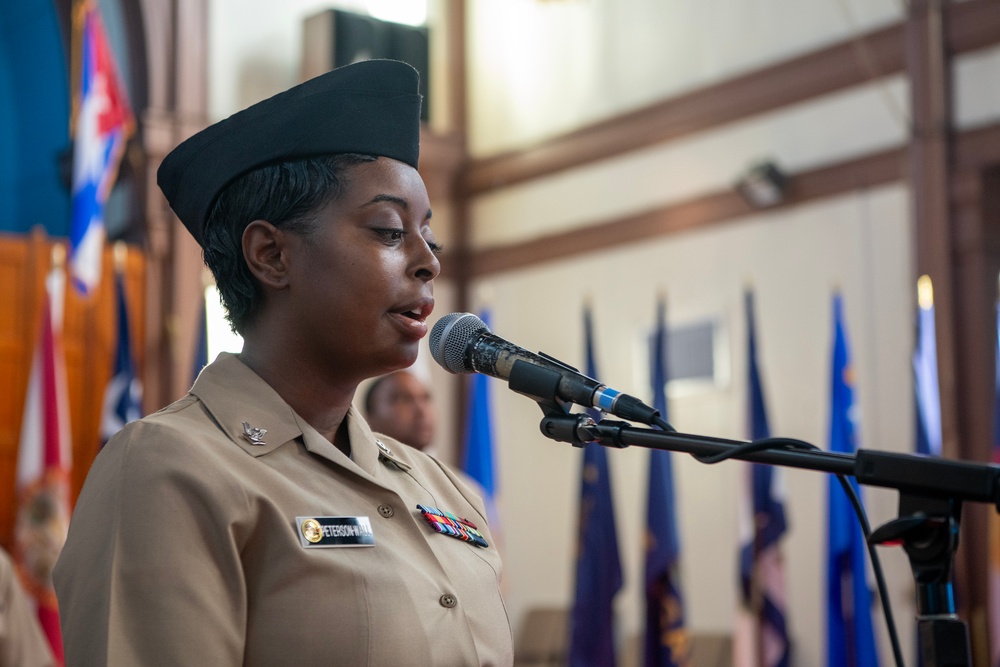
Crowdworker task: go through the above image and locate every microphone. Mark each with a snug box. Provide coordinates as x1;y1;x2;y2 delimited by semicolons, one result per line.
429;312;660;425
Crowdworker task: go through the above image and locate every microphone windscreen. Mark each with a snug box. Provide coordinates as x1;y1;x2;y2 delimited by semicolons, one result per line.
429;313;487;373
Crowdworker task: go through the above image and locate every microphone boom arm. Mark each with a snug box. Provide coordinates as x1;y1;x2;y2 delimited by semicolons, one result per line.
533;406;995;667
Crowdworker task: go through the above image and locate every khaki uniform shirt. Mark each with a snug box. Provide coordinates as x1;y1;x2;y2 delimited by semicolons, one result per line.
53;353;513;666
0;548;55;667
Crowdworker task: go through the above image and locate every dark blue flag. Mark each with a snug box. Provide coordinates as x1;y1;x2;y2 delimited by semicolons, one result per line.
100;272;142;444
737;290;790;667
644;296;689;667
462;309;500;529
569;305;623;667
826;294;880;667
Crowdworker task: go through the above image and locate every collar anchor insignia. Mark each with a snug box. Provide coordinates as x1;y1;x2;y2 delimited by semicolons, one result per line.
241;421;267;446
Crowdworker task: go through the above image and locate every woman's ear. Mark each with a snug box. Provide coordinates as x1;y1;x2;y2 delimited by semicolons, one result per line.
242;220;290;289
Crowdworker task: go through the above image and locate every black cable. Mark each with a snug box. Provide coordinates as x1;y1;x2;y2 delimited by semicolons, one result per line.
835;474;905;667
693;436;816;464
691;435;905;667
653;415;677;432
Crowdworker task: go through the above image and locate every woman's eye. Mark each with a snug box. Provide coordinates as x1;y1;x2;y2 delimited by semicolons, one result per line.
426;240;444;255
374;228;405;242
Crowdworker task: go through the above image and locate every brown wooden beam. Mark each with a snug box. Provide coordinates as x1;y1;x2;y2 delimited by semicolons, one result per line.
444;0;474;459
437;123;1000;279
447;146;905;277
909;0;958;456
950;165;1000;665
904;2;996;660
459;0;1000;197
445;125;1000;279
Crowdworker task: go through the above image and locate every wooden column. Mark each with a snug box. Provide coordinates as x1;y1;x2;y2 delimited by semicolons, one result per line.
909;0;958;456
908;1;995;662
138;0;209;411
443;0;473;454
952;163;1000;665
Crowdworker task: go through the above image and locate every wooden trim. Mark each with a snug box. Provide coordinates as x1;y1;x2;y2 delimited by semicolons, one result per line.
909;0;958;458
456;148;903;277
0;234;146;551
446;122;1000;278
419;128;465;201
950;165;1000;657
445;0;468;143
459;0;1000;196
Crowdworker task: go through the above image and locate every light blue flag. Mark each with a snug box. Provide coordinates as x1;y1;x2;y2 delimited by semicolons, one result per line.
913;277;942;457
569;305;623;667
826;294;880;667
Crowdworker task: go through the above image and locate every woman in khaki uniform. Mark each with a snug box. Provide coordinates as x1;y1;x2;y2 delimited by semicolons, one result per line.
53;60;513;666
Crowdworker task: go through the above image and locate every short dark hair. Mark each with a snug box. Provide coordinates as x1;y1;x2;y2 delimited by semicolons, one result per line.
202;153;377;334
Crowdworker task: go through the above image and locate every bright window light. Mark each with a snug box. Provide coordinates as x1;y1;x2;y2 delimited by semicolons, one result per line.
367;0;427;26
205;284;244;360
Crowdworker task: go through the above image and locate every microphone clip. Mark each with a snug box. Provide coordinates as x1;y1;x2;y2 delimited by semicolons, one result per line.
539;413;600;448
508;358;572;411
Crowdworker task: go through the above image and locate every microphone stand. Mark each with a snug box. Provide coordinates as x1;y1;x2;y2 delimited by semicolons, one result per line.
507;360;999;667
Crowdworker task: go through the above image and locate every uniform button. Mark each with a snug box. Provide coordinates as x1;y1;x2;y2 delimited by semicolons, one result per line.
378;504;394;518
439;594;457;608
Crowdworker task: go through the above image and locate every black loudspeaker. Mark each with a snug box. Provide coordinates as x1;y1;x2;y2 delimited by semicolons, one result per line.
302;10;430;122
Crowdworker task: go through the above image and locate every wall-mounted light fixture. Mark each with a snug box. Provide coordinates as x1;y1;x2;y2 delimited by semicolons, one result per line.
736;160;787;208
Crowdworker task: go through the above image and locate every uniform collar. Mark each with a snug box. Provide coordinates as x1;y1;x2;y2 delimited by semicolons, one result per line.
191;353;302;457
344;406;412;474
190;353;410;475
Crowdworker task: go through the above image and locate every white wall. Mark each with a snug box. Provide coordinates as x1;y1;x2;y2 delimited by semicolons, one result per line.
208;0;448;129
466;0;904;156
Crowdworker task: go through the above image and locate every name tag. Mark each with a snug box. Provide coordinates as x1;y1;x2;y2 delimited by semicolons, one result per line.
296;516;375;548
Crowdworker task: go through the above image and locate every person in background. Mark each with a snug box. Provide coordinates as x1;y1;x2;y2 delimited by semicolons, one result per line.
364;369;495;541
0;547;55;667
364;370;436;453
53;59;512;666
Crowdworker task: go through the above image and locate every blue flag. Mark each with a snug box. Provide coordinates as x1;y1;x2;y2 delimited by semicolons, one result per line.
826;294;880;667
569;306;623;667
644;297;689;667
100;272;142;444
462;309;500;527
913;277;942;457
737;290;790;667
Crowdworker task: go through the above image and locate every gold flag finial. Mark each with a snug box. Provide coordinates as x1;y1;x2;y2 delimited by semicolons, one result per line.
51;243;67;269
113;241;128;274
917;274;934;310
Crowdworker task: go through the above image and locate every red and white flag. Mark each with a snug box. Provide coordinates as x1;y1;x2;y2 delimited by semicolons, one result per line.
15;261;73;665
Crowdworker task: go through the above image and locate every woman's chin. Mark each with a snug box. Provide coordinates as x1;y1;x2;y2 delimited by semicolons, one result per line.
377;349;420;376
